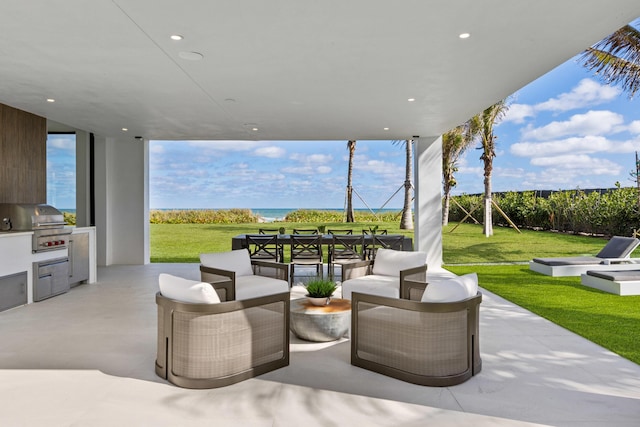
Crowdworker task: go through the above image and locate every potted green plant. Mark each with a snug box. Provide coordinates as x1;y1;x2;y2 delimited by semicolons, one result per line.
305;278;337;306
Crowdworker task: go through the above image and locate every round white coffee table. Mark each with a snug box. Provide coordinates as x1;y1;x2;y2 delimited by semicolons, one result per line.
290;298;351;342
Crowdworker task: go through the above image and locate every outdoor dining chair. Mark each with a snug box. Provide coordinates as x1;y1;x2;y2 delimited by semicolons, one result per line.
368;234;404;260
328;234;364;280
362;229;388;259
245;234;283;263
292;228;320;234
328;229;353;235
289;234;323;285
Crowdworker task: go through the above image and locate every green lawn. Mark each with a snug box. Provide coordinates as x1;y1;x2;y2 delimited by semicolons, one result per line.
150;221;640;365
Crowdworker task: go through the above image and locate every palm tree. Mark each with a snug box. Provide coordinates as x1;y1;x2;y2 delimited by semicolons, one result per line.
580;21;640;207
442;123;475;226
345;140;356;222
469;100;509;237
579;22;640;98
400;139;414;230
390;140;414;229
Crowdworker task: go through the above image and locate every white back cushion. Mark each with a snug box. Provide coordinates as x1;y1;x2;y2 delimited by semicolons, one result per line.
200;250;253;277
458;273;479;297
421;278;469;303
159;273;221;304
372;249;427;277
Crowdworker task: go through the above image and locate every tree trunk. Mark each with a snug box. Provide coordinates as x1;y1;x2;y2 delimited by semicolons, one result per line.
346;140;356;222
400;140;414;230
636;151;640;210
483;156;493;237
442;185;451;226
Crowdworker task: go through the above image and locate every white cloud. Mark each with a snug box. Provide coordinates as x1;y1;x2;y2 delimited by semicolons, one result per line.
254;146;285;158
289;153;332;163
187;140;260;151
511;135;640;158
307;154;333;163
531;154;622;175
535;79;621;112
521;110;624;140
357;159;400;175
47;135;75;151
149;144;165;154
316;166;332;174
628;120;640;134
281;166;314;175
503;104;536;124
510;135;612;157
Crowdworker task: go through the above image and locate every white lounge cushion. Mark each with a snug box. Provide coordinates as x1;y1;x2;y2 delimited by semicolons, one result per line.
342;275;399;300
457;273;479;297
421;277;469;303
235;275;289;300
372;249;427;277
159;273;221;304
200;250;253;277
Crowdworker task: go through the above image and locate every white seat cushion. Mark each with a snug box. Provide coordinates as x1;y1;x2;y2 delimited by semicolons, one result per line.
341;275;399;300
235;275;289;300
200;250;253;277
159;273;220;304
372;249;427;277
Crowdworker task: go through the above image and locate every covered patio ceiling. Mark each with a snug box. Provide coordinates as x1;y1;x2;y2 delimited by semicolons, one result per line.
1;1;640;142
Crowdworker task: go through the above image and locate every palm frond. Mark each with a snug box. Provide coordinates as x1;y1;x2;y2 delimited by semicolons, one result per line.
580;23;640;97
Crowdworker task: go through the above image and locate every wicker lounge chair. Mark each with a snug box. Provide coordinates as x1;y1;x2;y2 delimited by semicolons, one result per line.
529;236;640;277
351;274;482;386
155;273;290;389
200;249;289;300
341;248;427;300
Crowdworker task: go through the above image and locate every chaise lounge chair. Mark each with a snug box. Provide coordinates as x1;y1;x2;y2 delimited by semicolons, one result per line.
580;270;640;295
529;236;640;277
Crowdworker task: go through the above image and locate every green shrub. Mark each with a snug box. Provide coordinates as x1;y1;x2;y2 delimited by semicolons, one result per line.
63;212;76;225
284;209;402;223
149;209;259;224
449;187;640;237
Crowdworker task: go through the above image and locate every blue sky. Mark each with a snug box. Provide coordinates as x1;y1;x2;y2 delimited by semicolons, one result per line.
47;52;640;211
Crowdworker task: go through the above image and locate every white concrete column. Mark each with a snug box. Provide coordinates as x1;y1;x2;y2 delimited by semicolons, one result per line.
414;136;443;267
93;136;149;265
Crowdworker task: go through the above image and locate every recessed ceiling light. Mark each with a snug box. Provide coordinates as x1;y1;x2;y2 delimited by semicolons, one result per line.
383;127;389;131
407;98;416;102
459;33;471;39
252;127;259;131
122;128;128;132
170;34;183;41
46;98;55;103
179;51;204;61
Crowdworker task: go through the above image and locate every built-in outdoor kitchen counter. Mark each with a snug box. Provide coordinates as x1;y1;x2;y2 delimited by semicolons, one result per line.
0;226;97;312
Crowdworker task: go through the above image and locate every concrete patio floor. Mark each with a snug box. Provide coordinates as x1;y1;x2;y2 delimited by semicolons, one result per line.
1;263;639;426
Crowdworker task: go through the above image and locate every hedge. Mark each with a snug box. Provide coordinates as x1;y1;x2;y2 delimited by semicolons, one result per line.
447;187;640;237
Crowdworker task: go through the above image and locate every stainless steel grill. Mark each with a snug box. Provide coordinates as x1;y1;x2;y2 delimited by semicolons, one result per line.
0;203;72;253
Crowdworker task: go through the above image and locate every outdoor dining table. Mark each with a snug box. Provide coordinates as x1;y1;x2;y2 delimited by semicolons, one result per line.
231;233;413;252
